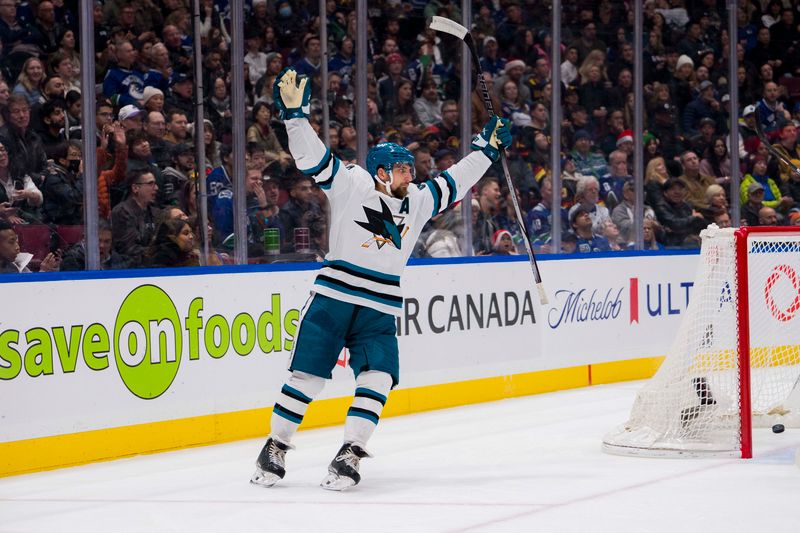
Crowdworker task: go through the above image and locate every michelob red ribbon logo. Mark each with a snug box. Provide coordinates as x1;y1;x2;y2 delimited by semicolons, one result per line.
630;277;639;324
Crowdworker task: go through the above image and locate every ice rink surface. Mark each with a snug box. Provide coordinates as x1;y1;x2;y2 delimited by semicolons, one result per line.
2;381;799;533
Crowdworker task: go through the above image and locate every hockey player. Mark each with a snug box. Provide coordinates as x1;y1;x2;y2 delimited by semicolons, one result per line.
251;67;512;491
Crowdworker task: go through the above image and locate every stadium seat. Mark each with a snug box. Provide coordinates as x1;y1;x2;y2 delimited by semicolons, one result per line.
13;224;53;260
779;77;800;99
56;225;85;248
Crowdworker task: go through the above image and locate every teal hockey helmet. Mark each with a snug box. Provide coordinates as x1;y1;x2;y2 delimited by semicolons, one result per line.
366;142;416;181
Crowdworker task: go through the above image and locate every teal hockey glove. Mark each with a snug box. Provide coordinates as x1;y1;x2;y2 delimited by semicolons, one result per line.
471;116;512;162
273;67;311;120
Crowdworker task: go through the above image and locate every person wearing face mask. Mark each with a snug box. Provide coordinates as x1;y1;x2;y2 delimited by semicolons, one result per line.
41;139;83;224
273;0;306;50
277;0;291;17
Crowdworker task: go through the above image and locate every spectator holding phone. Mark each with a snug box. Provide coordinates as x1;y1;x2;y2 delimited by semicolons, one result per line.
0;138;42;224
0;220;60;273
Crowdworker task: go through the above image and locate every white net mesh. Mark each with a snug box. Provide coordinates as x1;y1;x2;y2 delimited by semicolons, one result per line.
603;226;800;457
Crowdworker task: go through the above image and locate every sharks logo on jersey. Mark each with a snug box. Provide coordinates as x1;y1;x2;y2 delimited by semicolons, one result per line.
355;197;408;249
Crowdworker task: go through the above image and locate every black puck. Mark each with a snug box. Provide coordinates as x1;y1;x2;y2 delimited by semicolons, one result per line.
772;424;785;434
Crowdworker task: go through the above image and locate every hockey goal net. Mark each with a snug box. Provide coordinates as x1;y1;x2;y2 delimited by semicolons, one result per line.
603;225;800;458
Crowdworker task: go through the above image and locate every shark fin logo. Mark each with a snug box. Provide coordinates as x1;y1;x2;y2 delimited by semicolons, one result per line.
355;197;408;249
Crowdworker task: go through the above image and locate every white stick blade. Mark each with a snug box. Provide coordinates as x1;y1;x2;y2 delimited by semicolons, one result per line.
429;16;468;40
537;283;548;305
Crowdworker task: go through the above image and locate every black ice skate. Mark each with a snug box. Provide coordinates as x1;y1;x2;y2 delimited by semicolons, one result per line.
680;377;718;428
320;443;372;491
251;437;293;487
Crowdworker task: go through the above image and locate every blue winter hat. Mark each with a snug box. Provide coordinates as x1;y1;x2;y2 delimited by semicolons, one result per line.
574;129;591;141
434;147;455;160
171;72;191;86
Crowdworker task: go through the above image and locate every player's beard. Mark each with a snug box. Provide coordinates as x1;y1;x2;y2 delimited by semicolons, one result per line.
391;183;409;198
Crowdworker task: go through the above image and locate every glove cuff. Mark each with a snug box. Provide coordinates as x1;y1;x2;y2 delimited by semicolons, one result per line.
471;134;499;162
471;134;488;150
284;108;307;120
481;146;500;163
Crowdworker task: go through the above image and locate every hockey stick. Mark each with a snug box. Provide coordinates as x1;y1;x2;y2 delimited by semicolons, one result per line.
429;16;548;305
752;114;800;179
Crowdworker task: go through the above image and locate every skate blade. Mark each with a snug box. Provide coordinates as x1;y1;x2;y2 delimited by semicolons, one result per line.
320;472;356;491
250;469;282;488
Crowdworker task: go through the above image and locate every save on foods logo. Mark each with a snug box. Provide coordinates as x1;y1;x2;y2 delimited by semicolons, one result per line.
0;285;299;399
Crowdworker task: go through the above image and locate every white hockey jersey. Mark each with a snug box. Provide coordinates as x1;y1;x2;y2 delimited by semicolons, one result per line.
286;118;493;316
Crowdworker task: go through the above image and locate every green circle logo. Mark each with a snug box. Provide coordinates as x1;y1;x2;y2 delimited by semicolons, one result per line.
114;285;182;399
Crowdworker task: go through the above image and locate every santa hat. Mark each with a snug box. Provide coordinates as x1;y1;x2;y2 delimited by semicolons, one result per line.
616;129;634;146
492;229;513;248
504;59;526;72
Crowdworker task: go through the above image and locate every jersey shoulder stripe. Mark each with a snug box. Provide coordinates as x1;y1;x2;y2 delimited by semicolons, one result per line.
318;157;340;190
425;179;442;216
323;259;400;286
299;146;332;176
441;170;457;208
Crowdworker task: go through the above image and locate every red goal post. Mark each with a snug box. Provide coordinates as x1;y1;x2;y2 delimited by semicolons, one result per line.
736;226;800;457
603;225;800;459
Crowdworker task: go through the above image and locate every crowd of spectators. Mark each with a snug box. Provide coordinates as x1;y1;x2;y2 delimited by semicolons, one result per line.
3;0;800;273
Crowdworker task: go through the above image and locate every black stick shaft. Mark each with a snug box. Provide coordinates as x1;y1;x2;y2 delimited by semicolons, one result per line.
467;36;546;299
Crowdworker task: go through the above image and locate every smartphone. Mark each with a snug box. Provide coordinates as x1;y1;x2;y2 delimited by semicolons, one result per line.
12;179;24;207
49;230;62;254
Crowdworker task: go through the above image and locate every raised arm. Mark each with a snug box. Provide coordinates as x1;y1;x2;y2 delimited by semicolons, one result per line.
275;68;352;197
284;118;338;182
421;116;511;217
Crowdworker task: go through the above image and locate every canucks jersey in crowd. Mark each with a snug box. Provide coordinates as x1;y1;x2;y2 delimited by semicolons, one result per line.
575;234;611;253
284;117;497;316
102;67;167;108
